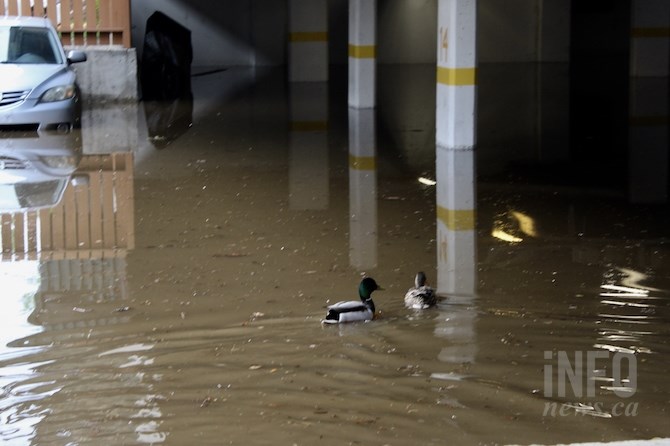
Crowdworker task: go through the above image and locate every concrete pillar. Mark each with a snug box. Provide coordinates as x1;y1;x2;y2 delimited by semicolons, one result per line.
348;108;377;270
436;0;477;296
629;0;669;203
348;0;376;108
289;83;330;210
630;0;670;77
288;0;328;82
536;0;571;63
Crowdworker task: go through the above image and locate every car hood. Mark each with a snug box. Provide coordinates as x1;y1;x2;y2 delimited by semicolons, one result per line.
0;64;71;92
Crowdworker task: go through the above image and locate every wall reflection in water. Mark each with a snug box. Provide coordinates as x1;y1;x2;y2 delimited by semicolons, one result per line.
289;82;329;210
0;131;142;442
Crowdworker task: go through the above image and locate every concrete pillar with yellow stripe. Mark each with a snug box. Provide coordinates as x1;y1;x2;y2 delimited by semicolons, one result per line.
436;0;477;296
349;108;377;269
288;0;328;82
630;0;669;77
348;0;376;108
629;0;669;203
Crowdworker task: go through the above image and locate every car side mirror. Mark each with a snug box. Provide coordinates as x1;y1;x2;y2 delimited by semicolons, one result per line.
67;50;87;64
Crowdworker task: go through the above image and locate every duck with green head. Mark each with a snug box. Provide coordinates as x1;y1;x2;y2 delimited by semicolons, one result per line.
321;277;382;324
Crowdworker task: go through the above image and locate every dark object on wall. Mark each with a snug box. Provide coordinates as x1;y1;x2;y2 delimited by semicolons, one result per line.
141;11;192;101
141;12;193;148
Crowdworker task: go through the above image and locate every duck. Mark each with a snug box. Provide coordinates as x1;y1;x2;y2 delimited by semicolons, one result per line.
404;271;437;309
321;277;382;324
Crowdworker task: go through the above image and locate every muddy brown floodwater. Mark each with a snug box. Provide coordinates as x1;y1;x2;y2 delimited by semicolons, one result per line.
1;66;669;445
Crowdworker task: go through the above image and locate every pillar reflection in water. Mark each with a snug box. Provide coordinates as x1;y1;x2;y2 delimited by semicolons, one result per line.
435;147;477;365
436;148;476;297
348;108;377;270
289;82;329;210
628;78;668;203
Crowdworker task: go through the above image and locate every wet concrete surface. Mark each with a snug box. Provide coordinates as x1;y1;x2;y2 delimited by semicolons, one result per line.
1;65;669;445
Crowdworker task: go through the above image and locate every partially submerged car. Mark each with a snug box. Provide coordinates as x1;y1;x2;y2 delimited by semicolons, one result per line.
0;16;87;132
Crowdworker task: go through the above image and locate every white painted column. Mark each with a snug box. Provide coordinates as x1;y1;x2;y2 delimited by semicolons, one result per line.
348;0;376;108
349;108;377;270
289;83;329;210
629;0;669;203
436;0;477;296
288;0;329;82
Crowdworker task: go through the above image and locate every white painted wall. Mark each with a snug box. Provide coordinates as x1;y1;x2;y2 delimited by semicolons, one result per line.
478;0;570;63
377;0;437;64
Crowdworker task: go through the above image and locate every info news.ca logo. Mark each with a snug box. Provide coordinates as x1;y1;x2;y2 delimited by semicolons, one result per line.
543;350;638;417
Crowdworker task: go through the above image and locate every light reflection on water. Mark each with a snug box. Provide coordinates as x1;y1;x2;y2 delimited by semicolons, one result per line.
0;66;668;445
0;261;44;444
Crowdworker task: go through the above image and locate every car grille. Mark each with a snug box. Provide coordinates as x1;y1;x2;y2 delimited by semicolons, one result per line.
0;90;30;107
0;156;29;170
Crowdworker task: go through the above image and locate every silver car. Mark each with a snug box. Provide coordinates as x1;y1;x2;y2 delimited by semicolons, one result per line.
0;16;86;132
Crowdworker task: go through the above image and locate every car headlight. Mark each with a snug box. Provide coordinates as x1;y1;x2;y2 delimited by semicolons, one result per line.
40;85;76;102
39;156;79;169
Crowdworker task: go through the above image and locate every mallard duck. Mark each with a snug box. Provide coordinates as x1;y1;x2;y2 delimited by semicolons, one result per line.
404;272;436;309
321;277;382;324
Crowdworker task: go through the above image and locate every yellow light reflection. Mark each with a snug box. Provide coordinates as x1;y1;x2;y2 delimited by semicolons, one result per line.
510;211;538;237
600;284;650;296
491;229;523;243
0;261;42;351
418;177;437;186
600;300;652;308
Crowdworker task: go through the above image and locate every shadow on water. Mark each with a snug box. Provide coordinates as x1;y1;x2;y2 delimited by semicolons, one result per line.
0;63;669;445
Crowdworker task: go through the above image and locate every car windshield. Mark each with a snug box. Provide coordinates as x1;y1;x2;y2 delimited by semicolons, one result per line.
0;25;63;64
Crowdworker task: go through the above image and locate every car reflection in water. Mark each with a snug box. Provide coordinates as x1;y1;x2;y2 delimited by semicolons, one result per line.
0;129;81;212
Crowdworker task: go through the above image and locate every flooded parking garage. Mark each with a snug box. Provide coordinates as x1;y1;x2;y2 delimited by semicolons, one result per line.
1;63;669;446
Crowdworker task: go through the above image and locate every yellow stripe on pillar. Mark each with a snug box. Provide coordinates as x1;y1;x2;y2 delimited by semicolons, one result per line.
437;206;475;231
289;32;329;42
631;27;670;38
348;44;376;59
437;67;477;86
629;116;669;127
349;154;376;171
